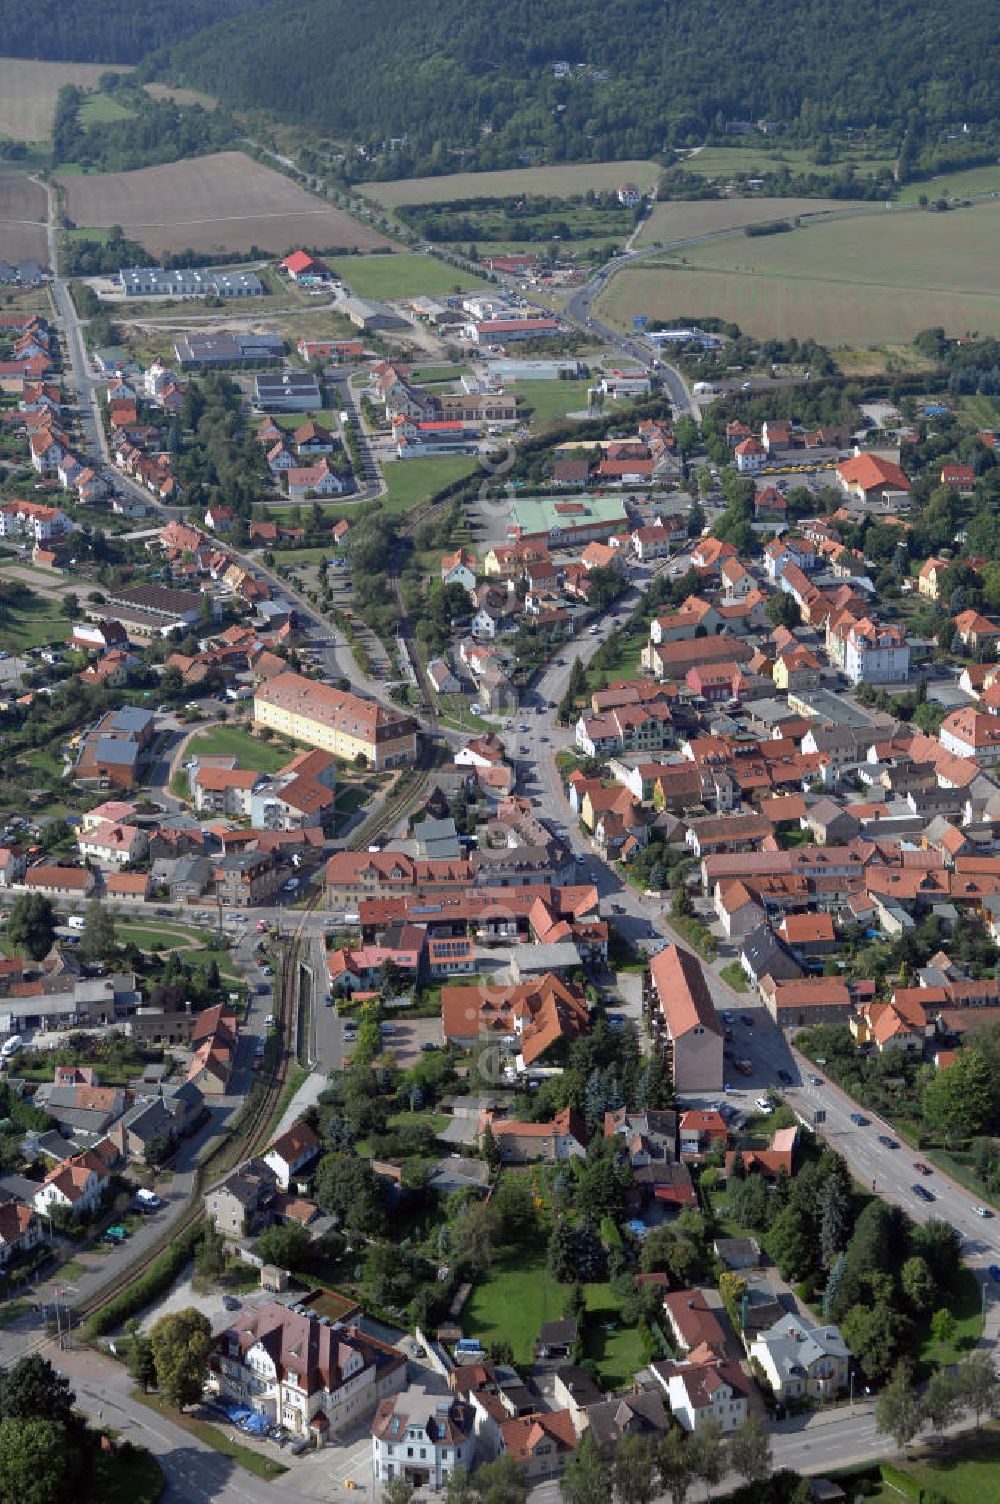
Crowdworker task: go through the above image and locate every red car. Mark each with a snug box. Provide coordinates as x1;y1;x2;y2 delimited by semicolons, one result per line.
913;1161;932;1176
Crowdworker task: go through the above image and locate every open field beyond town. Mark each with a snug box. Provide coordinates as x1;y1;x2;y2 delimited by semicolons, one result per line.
0;56;126;142
363;159;663;209
0;171;48;262
58;151;396;258
670;143;897;182
600;200;1000;343
329;251;490;299
634;195;871;247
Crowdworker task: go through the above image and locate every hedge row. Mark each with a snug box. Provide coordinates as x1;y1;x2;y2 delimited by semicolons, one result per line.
82;1219;204;1339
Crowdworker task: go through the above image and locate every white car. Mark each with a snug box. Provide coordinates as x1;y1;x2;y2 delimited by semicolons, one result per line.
974;1205;992;1218
754;1097;774;1114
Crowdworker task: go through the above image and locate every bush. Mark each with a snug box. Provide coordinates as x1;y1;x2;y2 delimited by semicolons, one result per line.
82;1220;203;1338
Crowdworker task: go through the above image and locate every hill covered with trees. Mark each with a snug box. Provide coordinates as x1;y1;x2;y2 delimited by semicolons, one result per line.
173;0;1000;172
2;0;997;180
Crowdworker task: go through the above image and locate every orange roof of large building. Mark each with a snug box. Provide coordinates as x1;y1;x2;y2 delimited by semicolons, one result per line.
837;453;910;493
649;946;722;1040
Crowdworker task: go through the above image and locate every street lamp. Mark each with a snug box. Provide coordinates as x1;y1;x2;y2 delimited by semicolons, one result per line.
849;1367;855;1408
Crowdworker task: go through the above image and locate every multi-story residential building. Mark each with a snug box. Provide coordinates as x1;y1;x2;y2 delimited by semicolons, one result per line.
749;1316;850;1402
827;613;909;685
646;947;723;1091
372;1385;476;1492
212;850;283;908
253;672;417;770
190;765;264;818
654;1355;750;1434
0;1198;44;1265
212;1302;405;1441
33;1150;111;1217
939;708;1000;767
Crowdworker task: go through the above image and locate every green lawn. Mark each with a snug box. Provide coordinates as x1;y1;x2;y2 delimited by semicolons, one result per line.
185;725;291;774
87;1443;163;1504
380;454;479;512
463;1248;566;1364
915;1266;984;1371
719;961;748;993
869;1428;1000;1504
78;91;135;125
463;1247;646;1385
515;379;596;425
584;1284;649;1389
329;253;489;300
896;162;1000;204
0;591;73;652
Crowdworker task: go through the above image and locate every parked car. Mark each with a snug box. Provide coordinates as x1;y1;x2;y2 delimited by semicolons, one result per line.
740;1014;754;1028
777;1069;793;1086
222;1295;241;1312
989;1264;1000;1282
877;1134;899;1150
913;1161;933;1176
849;1112;868;1126
974;1206;992;1218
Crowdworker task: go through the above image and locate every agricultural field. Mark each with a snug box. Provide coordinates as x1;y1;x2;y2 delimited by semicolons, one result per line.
143;82;218;111
0;172;48;263
0;56;126;143
58;151;395;258
328;252;489;299
670;142;896;183
634;195;868;247
896;162;1000;205
600;200;1000;344
365;159;662;209
77;92;135;126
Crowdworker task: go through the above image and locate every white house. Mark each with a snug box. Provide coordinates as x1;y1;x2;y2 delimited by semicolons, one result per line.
262;1120;321;1191
734;438;765;474
440;549;478;596
654;1357;750;1434
77;820;148;868
33;1151;110;1217
372;1385;476;1493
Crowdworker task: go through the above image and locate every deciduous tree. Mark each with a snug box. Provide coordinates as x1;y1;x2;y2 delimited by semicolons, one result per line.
0;1417;73;1504
5;894;55;962
560;1430;609;1503
149;1306;214;1410
875;1361;921;1453
728;1413;771;1485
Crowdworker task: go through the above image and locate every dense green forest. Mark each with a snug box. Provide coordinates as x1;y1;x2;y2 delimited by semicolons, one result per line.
168;0;1000;174
0;0;269;64
2;0;998;181
54;78;236;173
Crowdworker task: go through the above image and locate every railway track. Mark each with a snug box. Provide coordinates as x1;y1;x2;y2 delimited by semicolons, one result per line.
70;915;312;1332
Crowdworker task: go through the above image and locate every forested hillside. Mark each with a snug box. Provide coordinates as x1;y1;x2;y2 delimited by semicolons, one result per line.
0;0;269;65
2;0;997;179
167;0;999;172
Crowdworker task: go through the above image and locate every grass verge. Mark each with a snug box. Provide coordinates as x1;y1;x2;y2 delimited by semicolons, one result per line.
132;1391;288;1480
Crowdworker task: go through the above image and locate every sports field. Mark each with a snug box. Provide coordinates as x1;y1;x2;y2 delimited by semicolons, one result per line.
365;159;662;209
329;252;489;299
634;195;868;248
0;56;126;142
599;201;1000;344
58;151;395;257
0;172;48;263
